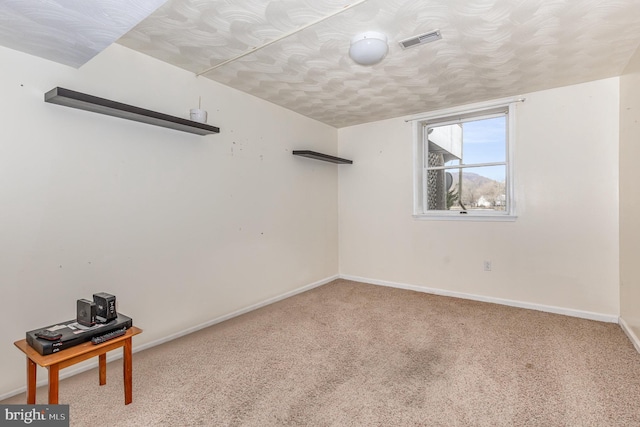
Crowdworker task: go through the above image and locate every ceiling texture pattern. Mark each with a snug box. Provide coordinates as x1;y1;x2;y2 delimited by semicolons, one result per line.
4;1;640;128
117;0;640;128
0;0;167;68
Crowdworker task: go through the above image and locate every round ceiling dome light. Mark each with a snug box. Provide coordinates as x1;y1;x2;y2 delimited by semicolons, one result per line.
349;31;388;66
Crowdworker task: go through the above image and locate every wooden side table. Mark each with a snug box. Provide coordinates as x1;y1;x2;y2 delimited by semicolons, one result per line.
14;326;142;405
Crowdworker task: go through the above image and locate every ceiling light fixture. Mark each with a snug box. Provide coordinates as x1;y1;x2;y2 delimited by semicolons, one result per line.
349;31;388;66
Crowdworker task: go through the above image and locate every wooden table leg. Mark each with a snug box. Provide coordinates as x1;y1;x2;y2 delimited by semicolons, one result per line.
99;353;107;385
26;357;36;404
123;337;132;405
48;364;59;404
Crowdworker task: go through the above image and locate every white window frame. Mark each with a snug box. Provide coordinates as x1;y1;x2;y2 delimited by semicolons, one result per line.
411;97;520;221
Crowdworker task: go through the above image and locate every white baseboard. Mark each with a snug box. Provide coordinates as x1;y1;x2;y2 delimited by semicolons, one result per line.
340;274;620;324
0;275;338;402
619;317;640;353
133;274;338;353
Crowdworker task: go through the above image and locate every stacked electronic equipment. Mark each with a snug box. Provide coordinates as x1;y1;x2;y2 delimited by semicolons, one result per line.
26;293;132;355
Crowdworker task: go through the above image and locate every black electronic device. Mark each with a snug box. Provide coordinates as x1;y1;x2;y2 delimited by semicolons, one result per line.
93;292;117;323
91;327;127;344
76;299;96;327
35;330;63;341
26;313;133;355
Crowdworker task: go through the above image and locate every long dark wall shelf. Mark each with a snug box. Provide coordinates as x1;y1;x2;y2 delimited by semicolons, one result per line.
292;150;352;164
44;87;220;136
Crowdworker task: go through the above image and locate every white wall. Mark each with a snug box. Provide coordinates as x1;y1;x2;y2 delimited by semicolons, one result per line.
0;44;338;397
620;45;640;344
338;78;620;317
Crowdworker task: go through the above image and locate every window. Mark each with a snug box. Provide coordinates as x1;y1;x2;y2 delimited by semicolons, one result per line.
412;99;518;220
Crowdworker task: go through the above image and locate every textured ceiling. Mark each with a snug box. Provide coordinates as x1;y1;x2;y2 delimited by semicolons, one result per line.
118;0;640;128
4;1;640;128
0;0;167;68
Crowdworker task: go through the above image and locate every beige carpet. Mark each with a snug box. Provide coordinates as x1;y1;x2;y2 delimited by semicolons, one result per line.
3;279;640;426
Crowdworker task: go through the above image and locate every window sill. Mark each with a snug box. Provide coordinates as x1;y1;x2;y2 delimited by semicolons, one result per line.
413;213;517;222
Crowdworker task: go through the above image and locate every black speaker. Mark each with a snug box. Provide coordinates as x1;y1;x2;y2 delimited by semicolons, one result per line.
93;292;117;323
77;299;96;327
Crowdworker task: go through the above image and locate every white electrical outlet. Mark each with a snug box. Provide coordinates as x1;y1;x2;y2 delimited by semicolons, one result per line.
484;261;492;271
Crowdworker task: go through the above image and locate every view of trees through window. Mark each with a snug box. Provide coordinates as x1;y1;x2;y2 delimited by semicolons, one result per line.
446;169;506;211
426;115;507;212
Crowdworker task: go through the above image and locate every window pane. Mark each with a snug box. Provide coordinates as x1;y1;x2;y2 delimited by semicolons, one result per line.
462;116;506;164
417;102;514;218
426;124;462;167
442;166;507;211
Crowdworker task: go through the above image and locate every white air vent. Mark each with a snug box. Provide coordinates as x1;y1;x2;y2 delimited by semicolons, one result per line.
399;30;442;50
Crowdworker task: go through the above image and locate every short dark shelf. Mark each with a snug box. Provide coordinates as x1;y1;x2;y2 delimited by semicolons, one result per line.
44;87;220;136
292;150;352;164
